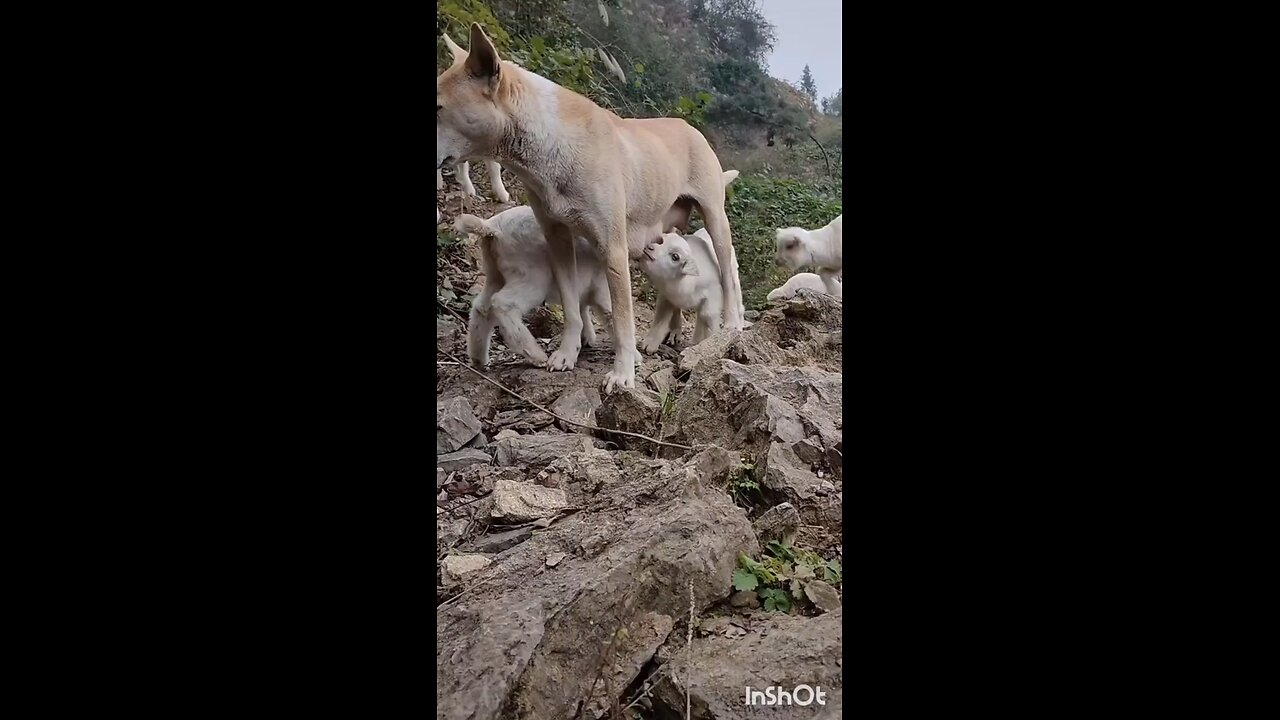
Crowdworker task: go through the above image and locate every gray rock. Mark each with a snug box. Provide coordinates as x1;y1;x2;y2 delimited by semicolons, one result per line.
437;516;467;550
494;434;590;469
436;455;757;720
743;309;760;320
804;579;841;614
595;386;660;447
753;502;800;547
645;366;676;397
436;448;491;474
437;467;448;490
486;478;568;523
461;525;534;554
493;428;521;441
549;386;602;434
440;553;492;586
677;327;743;374
437;397;481;453
460;525;535;550
652;610;842;719
729;590;758;608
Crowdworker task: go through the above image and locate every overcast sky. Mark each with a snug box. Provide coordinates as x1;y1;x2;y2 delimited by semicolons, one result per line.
757;0;842;102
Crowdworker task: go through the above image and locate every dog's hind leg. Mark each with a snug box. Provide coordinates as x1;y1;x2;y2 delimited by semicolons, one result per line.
484;160;510;203
692;191;745;330
540;222;584;372
456;161;477;197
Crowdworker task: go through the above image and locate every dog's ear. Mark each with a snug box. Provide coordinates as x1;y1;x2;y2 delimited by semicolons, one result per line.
466;22;502;94
443;34;467;65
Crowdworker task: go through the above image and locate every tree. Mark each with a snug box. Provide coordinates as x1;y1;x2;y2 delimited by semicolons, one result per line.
823;87;842;117
800;64;817;105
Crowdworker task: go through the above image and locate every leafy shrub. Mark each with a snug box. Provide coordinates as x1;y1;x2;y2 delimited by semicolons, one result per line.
733;540;842;613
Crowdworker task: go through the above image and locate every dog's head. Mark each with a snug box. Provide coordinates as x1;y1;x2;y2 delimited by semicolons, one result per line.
437;24;509;170
774;228;812;270
640;233;699;280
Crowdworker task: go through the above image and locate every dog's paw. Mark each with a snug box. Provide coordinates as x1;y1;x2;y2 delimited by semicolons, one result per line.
603;366;636;394
526;345;549;367
547;347;578;371
661;331;681;348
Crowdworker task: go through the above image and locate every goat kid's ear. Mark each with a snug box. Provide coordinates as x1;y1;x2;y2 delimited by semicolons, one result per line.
466;22;502;94
443;34;466;65
682;259;699;277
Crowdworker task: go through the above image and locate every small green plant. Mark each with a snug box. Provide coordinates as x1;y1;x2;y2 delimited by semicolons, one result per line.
658;391;677;423
727;458;760;507
733;540;842;613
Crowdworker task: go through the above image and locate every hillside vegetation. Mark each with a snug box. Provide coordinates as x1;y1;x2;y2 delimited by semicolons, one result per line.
437;0;842;310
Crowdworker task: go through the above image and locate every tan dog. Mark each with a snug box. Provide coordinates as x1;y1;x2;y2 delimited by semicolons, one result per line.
437;24;744;392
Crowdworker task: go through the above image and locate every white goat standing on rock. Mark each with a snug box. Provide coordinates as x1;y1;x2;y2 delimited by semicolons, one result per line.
775;214;842;298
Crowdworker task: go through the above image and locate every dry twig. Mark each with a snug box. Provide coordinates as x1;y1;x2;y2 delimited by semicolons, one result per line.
437;347;693;451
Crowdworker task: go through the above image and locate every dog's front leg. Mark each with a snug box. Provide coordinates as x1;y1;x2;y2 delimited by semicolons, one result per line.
484;160;510;204
544;224;584;371
594;221;644;393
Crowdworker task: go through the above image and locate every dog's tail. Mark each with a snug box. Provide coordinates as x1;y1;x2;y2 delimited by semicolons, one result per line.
722;169;740;187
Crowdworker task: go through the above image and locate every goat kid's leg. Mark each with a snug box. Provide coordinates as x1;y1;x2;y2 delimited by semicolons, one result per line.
640;296;675;354
467;302;500;368
436;169;444;190
580;300;598;347
664;308;684;347
489;286;548;367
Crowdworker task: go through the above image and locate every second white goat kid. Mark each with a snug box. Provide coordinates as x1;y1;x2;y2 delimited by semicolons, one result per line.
636;230;734;352
455;207;609;368
774;214;842;297
766;272;838;301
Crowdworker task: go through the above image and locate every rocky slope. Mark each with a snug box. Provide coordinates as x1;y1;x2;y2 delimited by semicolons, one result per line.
437;171;843;719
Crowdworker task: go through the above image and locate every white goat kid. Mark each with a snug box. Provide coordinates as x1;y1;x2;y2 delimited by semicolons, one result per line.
455;207;609;368
775;214;842;297
766;272;838;301
637;230;733;352
436;159;511;203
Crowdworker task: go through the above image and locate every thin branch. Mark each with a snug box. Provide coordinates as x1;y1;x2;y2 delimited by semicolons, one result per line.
436;297;468;325
437;347;693;451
